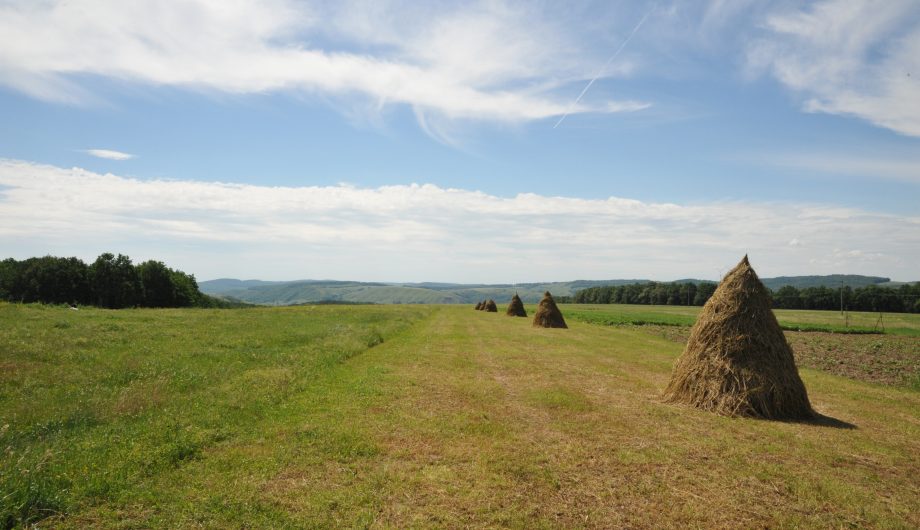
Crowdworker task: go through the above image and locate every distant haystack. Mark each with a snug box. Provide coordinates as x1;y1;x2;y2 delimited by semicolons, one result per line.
532;291;567;328
505;294;527;317
484;299;498;312
662;255;814;420
475;301;483;310
478;300;487;311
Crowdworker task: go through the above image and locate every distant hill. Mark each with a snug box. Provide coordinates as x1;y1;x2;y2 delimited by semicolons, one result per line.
198;275;905;306
199;279;649;305
197;278;291;292
760;275;890;290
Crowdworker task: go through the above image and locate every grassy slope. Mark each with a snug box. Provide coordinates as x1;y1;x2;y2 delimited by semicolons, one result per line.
2;304;919;528
565;304;920;336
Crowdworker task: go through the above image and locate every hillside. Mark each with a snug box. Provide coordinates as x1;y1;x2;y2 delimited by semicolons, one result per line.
199;279;648;305
199;275;905;306
761;274;891;290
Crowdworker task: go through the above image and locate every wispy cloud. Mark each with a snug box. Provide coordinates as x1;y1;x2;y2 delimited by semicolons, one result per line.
84;149;135;161
763;152;920;184
748;0;920;137
1;159;917;282
0;0;648;129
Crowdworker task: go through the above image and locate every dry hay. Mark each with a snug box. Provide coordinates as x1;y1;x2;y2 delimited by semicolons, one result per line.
532;291;567;328
474;301;483;310
662;255;814;420
484;299;498;312
505;294;527;317
477;300;487;311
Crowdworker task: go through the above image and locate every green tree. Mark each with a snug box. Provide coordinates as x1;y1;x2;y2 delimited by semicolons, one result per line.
137;260;177;307
170;270;201;307
90;253;141;308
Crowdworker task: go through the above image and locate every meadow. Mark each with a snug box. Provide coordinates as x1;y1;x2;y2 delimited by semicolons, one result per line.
2;302;919;528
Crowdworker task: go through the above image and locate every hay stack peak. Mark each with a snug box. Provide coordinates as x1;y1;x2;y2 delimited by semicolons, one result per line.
662;255;814;420
532;291;567;328
484;299;498;312
506;293;527;317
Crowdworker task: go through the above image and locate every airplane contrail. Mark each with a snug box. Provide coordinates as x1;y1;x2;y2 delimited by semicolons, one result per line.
553;7;655;129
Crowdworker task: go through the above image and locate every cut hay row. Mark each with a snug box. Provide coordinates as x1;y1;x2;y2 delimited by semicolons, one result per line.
472;256;813;422
477;292;566;327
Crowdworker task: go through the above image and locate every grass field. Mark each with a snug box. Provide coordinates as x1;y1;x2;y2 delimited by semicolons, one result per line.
564;304;920;336
2;302;919;528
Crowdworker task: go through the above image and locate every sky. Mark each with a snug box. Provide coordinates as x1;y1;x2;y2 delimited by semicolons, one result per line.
1;0;919;283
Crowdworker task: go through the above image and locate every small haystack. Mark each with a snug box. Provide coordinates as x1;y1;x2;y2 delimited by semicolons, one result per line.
475;301;483;310
662;255;814;420
478;300;487;311
505;293;527;317
484;299;498;312
532;291;567;328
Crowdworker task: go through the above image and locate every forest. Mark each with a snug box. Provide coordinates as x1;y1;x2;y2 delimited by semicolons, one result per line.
572;281;920;313
0;253;232;308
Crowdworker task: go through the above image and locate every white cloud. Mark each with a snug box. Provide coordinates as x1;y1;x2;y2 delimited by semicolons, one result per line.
748;0;920;136
84;149;135;161
1;159;917;282
0;0;648;127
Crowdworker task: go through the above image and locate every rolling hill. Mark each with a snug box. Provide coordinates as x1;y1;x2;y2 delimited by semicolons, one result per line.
199;275;907;306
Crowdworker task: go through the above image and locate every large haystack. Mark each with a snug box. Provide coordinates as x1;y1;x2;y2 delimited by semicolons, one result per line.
484;299;498;312
532;291;567;328
662;255;813;420
506;294;527;317
474;301;483;310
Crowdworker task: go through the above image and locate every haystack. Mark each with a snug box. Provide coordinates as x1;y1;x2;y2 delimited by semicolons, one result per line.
662;255;813;420
475;301;483;310
505;293;527;317
478;300;487;311
532;291;567;328
484;299;498;312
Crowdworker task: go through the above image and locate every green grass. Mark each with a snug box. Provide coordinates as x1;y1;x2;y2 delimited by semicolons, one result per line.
2;302;919;528
563;303;920;336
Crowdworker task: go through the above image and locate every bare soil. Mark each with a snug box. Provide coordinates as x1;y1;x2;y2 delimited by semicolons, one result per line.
639;325;920;387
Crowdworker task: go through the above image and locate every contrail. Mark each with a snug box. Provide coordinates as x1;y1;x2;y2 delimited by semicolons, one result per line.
553;7;654;129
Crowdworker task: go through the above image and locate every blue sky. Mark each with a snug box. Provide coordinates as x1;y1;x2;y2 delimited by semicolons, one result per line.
1;0;919;282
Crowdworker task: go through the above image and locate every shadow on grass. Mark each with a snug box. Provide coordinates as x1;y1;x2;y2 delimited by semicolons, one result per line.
801;412;857;430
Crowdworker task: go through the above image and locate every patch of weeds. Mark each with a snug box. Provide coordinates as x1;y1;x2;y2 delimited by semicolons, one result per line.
907;373;920;392
364;329;384;348
26;410;99;442
0;447;69;529
144;423;204;472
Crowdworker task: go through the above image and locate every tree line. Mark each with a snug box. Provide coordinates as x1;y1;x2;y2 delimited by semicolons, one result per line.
573;282;718;306
572;281;920;313
0;253;233;308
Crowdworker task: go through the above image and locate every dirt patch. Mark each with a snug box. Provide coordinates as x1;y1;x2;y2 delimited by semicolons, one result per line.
638;325;920;388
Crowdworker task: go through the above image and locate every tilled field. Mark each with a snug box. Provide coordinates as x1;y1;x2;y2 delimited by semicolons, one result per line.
640;325;920;388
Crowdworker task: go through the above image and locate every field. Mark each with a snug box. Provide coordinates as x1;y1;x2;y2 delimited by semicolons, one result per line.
2;302;919;528
565;304;920;336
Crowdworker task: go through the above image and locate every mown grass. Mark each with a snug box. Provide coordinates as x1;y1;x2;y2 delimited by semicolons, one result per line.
2;302;919;528
0;303;425;528
563;304;920;336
